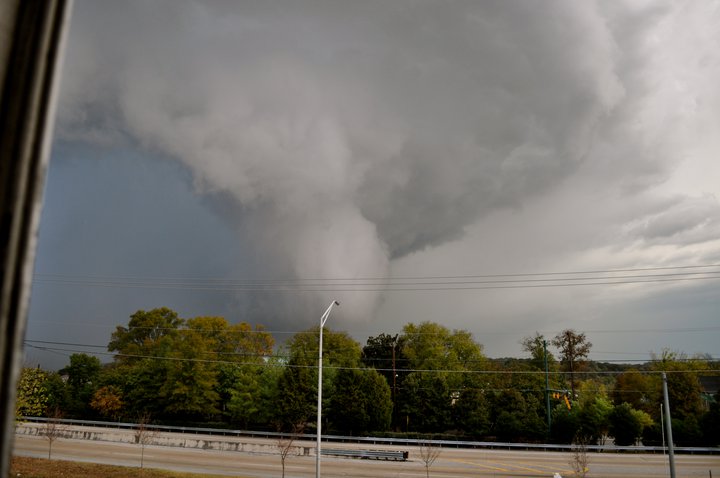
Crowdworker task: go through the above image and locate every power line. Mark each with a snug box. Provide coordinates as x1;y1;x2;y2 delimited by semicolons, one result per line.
32;263;720;283
23;340;719;364
23;343;719;375
31;264;720;292
29;275;720;291
24;322;720;337
23;340;718;364
25;340;107;348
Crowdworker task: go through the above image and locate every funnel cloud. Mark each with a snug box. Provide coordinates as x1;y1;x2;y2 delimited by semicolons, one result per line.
28;0;720;366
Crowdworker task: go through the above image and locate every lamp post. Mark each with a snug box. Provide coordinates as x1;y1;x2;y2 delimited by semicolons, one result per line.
316;300;339;478
662;372;676;478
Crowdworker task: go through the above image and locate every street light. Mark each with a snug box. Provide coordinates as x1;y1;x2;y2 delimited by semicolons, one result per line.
316;300;339;478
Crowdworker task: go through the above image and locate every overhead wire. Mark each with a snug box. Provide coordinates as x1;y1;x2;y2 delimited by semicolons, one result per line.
31;263;720;292
23;342;719;374
33;263;720;282
23;322;720;336
26;263;720;372
27;339;719;363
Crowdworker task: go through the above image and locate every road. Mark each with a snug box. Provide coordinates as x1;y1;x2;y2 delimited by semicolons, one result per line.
14;434;719;477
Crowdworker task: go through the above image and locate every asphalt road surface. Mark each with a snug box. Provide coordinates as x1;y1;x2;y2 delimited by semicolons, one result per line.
14;434;720;477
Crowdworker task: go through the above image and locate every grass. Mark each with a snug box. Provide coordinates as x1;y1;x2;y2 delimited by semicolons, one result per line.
10;456;237;478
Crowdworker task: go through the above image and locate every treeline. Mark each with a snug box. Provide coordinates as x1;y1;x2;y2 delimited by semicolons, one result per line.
16;307;720;446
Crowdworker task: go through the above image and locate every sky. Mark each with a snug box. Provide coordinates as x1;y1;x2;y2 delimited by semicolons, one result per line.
25;0;720;369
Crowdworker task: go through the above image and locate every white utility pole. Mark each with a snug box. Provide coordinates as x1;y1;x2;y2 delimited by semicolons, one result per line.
316;300;339;478
662;372;676;478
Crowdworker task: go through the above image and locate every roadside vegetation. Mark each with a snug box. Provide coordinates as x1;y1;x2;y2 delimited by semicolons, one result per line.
16;307;720;447
9;456;236;478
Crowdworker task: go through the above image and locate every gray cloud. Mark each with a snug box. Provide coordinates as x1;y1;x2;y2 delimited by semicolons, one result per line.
624;195;720;245
58;1;624;259
46;0;720;352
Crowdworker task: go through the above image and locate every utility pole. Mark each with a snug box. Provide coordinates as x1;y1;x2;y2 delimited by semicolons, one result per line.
662;372;676;478
544;340;551;434
316;300;339;478
392;335;397;402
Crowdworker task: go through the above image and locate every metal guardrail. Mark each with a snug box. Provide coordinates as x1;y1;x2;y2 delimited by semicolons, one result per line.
321;448;408;461
18;417;720;455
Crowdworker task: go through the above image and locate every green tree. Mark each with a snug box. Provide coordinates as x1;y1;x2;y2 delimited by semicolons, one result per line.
552;329;592;398
489;389;546;442
651;350;705;421
362;333;409;430
551;403;580;444
225;321;274;361
286;326;362;368
453;383;491;438
186;316;274;423
60;353;102;417
42;372;70;413
116;359;167;417
486;359;549;442
104;349;168;418
15;367;50;417
274;363;316;430
109;307;183;361
185;316;273;362
106;309;182;418
520;332;557;371
577;396;613;444
608;402;643;446
362;333;407;396
328;367;392;435
63;353;101;391
401;321;486;427
274;326;363;431
402;322;485;373
106;309;274;422
397;372;451;433
158;327;220;418
256;361;283;422
221;364;263;428
612;369;656;414
673;415;703;446
360;369;393;432
452;373;494;438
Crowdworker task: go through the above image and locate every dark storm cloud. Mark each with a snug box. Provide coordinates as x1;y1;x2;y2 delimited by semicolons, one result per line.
58;1;624;263
42;0;720;358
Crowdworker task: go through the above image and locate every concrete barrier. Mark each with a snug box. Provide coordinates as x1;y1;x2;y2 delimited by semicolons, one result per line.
15;422;313;456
